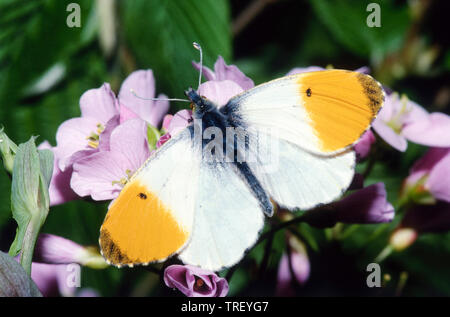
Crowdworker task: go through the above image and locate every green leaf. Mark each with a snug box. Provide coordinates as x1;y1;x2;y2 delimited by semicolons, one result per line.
309;0;410;61
147;124;161;150
9;138;41;257
37;148;54;190
0;126;18;173
121;0;232;108
0;251;42;297
0;0;96;103
8;136;53;275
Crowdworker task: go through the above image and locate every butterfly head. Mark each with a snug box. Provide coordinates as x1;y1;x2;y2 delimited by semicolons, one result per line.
184;88;215;119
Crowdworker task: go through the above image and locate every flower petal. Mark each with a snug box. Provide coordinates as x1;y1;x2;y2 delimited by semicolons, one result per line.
70;151;125;200
55;117;99;171
156;133;171;148
354;130;375;160
426;151;450;202
71;119;150;201
372;118;408;152
403;112;450;147
192;61;216;81
38;141;79;206
213;56;254;90
98;115;120;152
276;251;310;296
162;114;173;132
198;80;244;107
152;94;170;127
167;110;192;135
164;265;228;297
80;83;118;122
119;103;139;124
335;183;395;224
34;234;85;264
119;70;169;127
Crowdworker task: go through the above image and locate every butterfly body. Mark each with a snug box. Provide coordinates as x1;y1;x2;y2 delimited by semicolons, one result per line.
99;69;384;271
186;88;274;216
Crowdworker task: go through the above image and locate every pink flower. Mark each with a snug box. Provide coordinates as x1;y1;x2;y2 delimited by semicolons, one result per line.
334;183;395;224
156;109;193;148
193;55;254;91
404;147;450;203
165;110;193;135
161;114;173;132
33;234;107;268
276;235;310;296
156;133;171;149
119;104;139;124
30;263;98;297
34;234;86;264
198;80;244;107
303;183;394;227
38;141;79;206
373;93;450;151
31;263;77;297
354;130;376;160
164;265;229;297
193;56;256;107
71;118;151;200
55;84;120;171
157;58;254;147
118;70;169;127
29;234;106;296
55;70;169;172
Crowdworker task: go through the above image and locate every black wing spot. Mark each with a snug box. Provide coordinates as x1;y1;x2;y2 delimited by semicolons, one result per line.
306;88;312;97
138;193;147;199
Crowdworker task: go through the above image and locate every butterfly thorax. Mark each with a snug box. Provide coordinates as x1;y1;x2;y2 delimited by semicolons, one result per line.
185;88;217;119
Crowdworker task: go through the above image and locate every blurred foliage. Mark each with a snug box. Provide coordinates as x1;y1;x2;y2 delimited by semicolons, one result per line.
0;0;449;296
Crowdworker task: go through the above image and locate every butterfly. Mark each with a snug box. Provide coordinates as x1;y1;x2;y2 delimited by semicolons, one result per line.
99;67;384;271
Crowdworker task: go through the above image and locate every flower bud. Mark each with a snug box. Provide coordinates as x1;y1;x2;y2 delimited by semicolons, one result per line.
389;228;418;251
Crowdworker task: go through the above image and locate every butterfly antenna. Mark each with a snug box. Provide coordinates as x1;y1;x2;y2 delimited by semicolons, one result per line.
193;42;203;90
130;89;190;103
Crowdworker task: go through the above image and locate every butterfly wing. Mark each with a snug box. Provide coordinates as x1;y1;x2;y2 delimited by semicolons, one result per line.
225;69;384;155
99;128;200;267
178;161;265;271
245;130;355;210
222;69;383;210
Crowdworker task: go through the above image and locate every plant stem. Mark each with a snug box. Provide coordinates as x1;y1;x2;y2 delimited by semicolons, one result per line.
255;214;306;247
20;215;42;275
375;245;394;263
258;232;274;279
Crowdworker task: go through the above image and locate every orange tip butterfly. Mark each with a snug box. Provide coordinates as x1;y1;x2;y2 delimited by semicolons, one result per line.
99;44;384;271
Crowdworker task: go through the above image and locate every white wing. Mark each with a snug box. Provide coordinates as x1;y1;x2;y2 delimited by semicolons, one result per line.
244;130;355;211
178;162;265;271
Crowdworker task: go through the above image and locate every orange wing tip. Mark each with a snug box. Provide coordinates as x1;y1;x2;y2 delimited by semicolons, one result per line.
99;181;191;267
356;72;385;116
297;70;385;153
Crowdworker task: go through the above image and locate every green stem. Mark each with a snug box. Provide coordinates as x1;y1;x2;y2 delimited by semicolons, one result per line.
374;245;394;263
20;215;42;275
255;214;306;246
